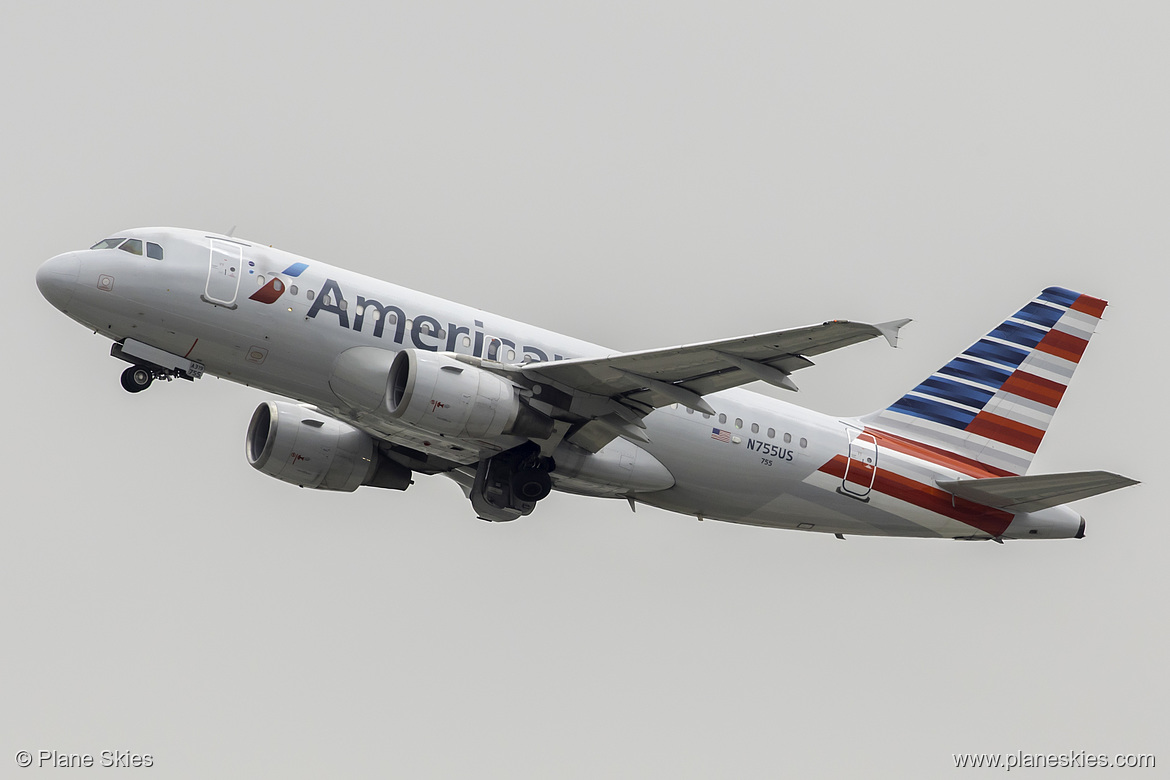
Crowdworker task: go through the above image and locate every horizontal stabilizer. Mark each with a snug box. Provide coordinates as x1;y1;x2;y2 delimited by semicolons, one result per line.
936;470;1139;513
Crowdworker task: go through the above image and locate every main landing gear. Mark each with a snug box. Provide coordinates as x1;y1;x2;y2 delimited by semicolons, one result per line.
471;442;555;522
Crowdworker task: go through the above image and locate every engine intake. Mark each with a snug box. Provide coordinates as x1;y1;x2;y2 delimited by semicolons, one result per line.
246;401;411;491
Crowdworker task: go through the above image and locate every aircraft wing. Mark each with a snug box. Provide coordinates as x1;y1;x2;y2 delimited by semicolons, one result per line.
511;318;910;451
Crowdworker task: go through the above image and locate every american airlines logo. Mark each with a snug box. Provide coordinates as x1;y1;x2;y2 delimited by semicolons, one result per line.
305;277;569;363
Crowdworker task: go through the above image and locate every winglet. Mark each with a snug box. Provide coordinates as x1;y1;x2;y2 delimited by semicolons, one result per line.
875;318;912;348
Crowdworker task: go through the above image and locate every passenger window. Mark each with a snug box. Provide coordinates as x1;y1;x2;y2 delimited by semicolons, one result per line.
91;238;125;250
751;423;759;434
257;275;266;286
462;335;472;348
323;294;332;306
799;437;808;448
718;413;727;424
339;298;347;311
783;433;792;444
506;349;516;362
119;238;143;256
767;427;775;438
290;285;298;296
702;413;711;419
735;418;743;429
306;290;315;301
146;242;163;260
686;408;694;414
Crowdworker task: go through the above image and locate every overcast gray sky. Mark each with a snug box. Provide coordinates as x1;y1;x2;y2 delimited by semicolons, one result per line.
3;2;1166;777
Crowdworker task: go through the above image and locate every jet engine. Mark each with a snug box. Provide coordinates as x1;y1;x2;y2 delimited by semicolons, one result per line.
246;401;411;491
375;349;553;440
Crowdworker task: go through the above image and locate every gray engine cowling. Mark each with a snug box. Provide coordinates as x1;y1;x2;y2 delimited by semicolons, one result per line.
246;401;411;491
330;347;553;440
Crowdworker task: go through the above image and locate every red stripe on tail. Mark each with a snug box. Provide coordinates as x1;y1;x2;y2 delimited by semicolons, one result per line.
965;412;1045;453
997;371;1067;409
1035;329;1089;363
1070;294;1107;318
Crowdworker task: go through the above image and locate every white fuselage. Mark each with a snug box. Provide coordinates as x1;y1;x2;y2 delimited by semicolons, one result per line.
36;227;1083;539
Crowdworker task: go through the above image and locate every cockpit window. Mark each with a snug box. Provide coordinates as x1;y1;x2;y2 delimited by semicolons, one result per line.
146;242;163;260
91;238;125;250
119;238;143;256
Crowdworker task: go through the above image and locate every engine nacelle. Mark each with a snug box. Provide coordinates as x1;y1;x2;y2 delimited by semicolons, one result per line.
246;401;411;491
381;349;553;440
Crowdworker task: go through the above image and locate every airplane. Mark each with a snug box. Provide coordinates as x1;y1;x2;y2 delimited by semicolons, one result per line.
35;227;1138;540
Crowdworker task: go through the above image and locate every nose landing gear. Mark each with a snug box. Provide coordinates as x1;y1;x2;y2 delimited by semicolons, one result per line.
111;338;206;394
120;366;154;393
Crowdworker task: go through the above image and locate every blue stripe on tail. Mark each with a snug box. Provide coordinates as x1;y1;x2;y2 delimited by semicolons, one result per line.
1038;287;1079;307
964;339;1029;368
888;396;980;429
937;357;1013;389
988;320;1047;348
1013;301;1063;328
914;376;995;409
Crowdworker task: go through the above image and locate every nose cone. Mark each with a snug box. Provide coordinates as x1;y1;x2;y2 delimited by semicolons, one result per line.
36;252;81;310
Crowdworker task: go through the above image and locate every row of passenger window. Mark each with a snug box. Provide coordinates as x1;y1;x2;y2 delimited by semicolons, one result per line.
91;237;164;260
683;406;808;448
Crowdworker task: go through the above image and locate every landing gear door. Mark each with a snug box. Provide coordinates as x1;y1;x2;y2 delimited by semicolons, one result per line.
202;239;243;309
842;426;878;498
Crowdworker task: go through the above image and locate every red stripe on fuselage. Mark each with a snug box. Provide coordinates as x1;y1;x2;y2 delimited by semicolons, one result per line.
818;455;1014;537
1035;329;1089;363
965;411;1044;453
997;370;1066;409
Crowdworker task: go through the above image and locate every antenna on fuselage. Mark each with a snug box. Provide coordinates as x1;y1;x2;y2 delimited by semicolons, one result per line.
225;225;237;238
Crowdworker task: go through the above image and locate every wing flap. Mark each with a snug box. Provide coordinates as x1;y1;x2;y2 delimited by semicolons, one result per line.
936;470;1139;513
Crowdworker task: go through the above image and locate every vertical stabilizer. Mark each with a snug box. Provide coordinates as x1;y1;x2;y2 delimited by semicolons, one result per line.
863;287;1107;475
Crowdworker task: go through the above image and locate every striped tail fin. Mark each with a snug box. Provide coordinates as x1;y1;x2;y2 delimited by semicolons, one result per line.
863;287;1107;476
